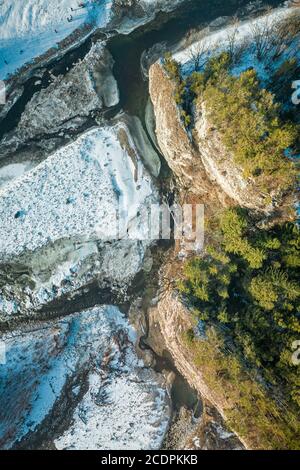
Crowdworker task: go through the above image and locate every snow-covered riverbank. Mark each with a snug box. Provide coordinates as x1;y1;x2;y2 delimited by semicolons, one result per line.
0;121;159;320
174;5;300;81
0;0;113;80
0;0;187;80
0;305;170;449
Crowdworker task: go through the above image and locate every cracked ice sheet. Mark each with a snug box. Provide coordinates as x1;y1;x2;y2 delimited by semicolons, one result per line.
0;123;157;263
0;0;113;79
0;306;170;450
55;368;169;450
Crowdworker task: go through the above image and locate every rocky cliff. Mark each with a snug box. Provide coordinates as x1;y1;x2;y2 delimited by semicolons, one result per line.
149;62;281;214
194;101;271;212
147;274;248;450
148;60;276;451
149;62;233;222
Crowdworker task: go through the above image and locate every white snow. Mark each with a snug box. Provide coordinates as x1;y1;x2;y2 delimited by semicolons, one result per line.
55;365;169;450
0;122;157;262
0;306;170;450
174;6;300;81
0;0;188;79
0;0;113;79
0;162;34;189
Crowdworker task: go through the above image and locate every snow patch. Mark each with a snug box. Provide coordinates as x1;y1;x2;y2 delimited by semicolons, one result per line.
0;306;170;449
0;123;157;262
0;162;34;189
174;6;300;82
0;0;113;79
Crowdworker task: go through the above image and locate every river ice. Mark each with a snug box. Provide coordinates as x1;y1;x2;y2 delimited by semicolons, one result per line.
0;305;170;449
0;121;159;319
0;123;156;261
0;0;113;79
0;54;169;448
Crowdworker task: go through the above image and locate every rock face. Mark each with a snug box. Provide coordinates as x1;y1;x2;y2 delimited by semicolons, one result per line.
149;63;201;192
148;278;248;450
195;102;270;212
149;62;274;213
149;63;231;212
149;289;225;411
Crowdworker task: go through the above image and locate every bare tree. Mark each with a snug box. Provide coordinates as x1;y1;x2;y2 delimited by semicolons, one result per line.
250;9;276;61
250;10;300;64
226;16;240;63
189;41;209;72
271;10;300;60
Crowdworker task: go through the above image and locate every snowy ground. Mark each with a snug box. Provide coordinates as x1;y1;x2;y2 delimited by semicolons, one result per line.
0;0;187;80
174;6;300;82
0;122;156;261
0;306;170;449
0;121;159;318
0;0;113;79
0;161;35;189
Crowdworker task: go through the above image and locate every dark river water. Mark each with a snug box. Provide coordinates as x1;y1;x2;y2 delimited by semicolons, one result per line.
107;0;281;119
